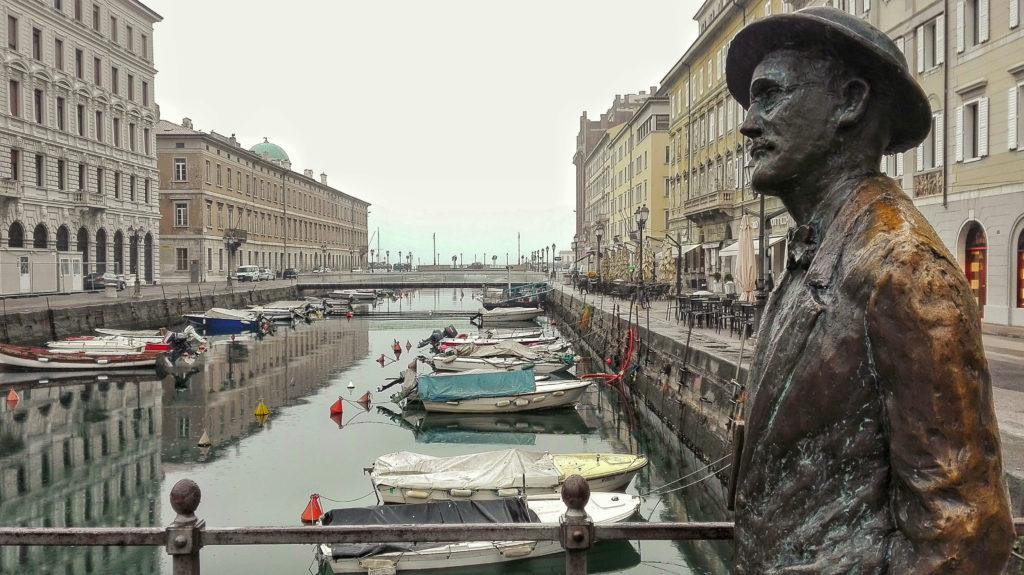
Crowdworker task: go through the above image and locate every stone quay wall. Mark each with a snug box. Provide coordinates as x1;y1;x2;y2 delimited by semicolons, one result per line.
0;285;298;345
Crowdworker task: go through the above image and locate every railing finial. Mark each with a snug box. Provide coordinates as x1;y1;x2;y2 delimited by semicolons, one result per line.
170;479;202;526
561;474;590;515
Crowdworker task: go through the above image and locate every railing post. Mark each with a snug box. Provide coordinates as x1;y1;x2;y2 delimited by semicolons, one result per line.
560;474;593;575
166;479;204;575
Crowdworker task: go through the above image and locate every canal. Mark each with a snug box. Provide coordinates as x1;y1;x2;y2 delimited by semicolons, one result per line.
0;289;732;574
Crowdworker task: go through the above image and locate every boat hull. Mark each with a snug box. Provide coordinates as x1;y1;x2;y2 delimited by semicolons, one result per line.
421;381;590;414
0;345;158;370
183;315;256;335
472;308;544;323
431;357;571;375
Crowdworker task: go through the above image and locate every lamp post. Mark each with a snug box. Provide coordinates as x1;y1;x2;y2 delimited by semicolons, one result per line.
370;249;375;273
594;223;603;283
635;205;649;286
398;251;402;272
385;250;390;273
320;242;327;275
551;243;556;279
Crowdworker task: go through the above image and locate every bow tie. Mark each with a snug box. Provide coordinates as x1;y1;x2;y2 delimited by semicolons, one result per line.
786;224;818;271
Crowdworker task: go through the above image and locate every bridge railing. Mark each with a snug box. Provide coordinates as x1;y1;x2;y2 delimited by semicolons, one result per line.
0;477;1019;575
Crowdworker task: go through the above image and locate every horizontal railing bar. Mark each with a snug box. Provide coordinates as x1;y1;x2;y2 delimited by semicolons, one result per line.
0;519;1019;547
0;527;166;546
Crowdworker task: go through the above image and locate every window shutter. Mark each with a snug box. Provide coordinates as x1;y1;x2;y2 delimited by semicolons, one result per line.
979;0;990;41
1012;0;1020;28
955;106;964;162
864;0;871;12
847;0;856;14
936;14;945;64
1010;86;1019;150
896;152;904;176
916;27;925;72
916;143;925;171
978;97;989;156
957;1;965;52
880;157;887;173
935;113;945;166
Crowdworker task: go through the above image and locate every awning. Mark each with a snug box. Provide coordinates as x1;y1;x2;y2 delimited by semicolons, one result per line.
719;236;786;258
678;244;701;255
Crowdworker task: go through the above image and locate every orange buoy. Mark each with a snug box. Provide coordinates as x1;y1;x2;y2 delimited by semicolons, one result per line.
330;397;343;416
301;494;323;524
6;389;17;402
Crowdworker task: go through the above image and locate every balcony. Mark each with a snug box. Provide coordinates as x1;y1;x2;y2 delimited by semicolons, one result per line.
683;189;737;224
70;190;106;211
0;178;23;201
913;170;943;198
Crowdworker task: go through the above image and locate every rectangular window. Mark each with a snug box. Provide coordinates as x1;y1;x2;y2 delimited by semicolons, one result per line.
217;203;223;228
227;168;232;190
219;249;223;271
140;34;147;59
127;74;134;100
6;16;16;51
144;178;149;203
216;164;222;186
126;25;133;52
141;81;148;106
93;57;101;85
175;248;188;271
205;160;210;183
128;122;135;151
75;0;82;21
961;98;986;160
1011;83;1023;151
173;158;187;181
111;67;118;94
54;38;64;70
113;171;120;198
206;201;213;227
207;248;212;271
76;104;85;136
174;202;188;227
35;154;43;186
33;89;43;124
9;149;18;181
57;159;65;190
110;16;117;42
96;167;103;194
56;97;65;131
95;111;103;141
92;4;100;31
32;27;41;60
8;80;19;116
54;0;63;10
75;49;83;78
112;117;120;147
77;162;84;190
129;175;135;201
143;127;150;154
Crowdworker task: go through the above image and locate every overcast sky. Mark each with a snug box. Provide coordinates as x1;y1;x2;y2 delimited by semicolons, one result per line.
149;0;698;266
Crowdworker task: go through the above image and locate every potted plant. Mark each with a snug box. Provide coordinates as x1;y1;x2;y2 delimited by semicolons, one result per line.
711;271;722;282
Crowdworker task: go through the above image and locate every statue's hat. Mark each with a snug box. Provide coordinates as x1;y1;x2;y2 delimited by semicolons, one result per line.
726;6;930;153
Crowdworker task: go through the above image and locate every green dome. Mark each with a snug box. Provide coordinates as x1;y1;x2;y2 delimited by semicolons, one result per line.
250;138;289;162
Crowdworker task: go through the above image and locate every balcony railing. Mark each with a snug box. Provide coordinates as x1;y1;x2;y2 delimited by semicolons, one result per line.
70;190;106;210
684;189;736;212
1;477;1021;575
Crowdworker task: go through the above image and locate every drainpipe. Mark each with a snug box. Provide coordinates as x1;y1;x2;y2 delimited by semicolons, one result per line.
942;0;949;208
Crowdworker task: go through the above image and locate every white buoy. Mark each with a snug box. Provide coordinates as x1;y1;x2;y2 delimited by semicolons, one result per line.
347;381;355;389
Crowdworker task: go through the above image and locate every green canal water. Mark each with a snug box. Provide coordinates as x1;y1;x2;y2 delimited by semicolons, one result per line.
0;289;733;574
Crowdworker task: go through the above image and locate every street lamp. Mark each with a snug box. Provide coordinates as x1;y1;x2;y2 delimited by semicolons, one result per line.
635;206;649;286
551;242;556;279
385;250;390;272
370;249;375;273
571;235;579;281
320;242;327;275
594;223;603;282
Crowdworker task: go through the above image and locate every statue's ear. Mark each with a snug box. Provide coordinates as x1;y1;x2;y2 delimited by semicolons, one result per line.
837;78;870;128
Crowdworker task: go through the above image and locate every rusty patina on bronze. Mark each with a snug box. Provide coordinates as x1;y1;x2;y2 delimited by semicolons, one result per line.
726;7;1013;573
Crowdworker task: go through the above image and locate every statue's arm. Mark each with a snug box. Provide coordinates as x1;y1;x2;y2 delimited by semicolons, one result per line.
866;249;1013;574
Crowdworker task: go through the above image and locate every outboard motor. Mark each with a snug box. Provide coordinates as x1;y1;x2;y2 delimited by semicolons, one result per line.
417;329;444;350
443;325;458;338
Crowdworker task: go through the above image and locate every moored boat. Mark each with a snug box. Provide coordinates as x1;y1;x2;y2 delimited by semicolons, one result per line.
369;449;648;504
470;306;544;325
183;308;265;335
0;344;161;370
414;369;591;414
430;355;572;374
331;289;377;302
315;493;639;573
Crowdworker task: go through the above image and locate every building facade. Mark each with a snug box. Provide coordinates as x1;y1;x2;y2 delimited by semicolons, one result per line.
156;118;369;283
1;0;162;294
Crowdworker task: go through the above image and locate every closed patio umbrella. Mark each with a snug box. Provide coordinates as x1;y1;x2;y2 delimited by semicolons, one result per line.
736;214;756;302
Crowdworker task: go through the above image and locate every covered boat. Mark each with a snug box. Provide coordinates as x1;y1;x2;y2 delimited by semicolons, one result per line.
370;449;648;503
416;369;590;413
316;493;639;573
470;306;544;325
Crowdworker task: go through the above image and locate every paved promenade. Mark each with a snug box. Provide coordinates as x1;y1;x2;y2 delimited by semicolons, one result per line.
553;282;1024;504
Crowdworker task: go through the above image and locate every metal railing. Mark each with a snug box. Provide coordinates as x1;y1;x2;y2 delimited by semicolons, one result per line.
0;476;1019;574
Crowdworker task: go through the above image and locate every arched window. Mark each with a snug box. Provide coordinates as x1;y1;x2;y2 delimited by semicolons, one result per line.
77;227;89;263
96;229;107;273
56;226;70;252
113;230;124;274
965;222;987;315
33;223;48;248
1017;229;1024;309
7;222;24;248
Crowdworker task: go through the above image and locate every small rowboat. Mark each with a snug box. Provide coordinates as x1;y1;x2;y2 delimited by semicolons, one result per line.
470;306;544;325
430;355;573;375
46;335;169;353
0;344;160;370
370;449;648;504
316;493;640;573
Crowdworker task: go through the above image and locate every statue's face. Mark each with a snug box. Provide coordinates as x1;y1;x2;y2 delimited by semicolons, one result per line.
741;50;844;193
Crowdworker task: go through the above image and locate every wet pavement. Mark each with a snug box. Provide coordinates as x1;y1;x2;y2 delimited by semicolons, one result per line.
0;289;732;574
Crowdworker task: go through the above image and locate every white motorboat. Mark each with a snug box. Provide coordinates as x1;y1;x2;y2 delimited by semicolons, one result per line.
415;369;591;414
438;335;559;348
316;492;640;573
470;307;544;324
331;289;377;302
370;449;648;504
48;326;205;354
430;355;573;375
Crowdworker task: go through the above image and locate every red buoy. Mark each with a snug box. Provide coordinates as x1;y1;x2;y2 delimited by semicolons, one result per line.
346;311;353;320
357;391;371;406
301;494;323;524
330;397;343;416
376;354;386;366
405;340;412;351
5;389;17;402
330;413;344;428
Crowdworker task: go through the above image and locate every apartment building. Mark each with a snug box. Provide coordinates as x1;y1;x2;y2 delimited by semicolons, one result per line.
0;0;162;293
156;118;369;282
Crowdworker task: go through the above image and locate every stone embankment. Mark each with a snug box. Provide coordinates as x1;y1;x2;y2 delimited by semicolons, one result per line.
0;284;297;345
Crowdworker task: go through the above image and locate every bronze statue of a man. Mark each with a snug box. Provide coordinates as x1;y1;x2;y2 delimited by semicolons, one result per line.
725;7;1013;573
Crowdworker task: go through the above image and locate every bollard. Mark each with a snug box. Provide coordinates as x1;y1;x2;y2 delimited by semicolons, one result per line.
559;474;593;575
166;479;204;575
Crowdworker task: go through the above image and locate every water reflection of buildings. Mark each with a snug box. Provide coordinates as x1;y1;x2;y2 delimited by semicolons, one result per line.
0;377;163;574
162;319;369;464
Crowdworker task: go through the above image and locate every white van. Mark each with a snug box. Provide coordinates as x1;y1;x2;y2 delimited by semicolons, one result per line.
236;265;261;282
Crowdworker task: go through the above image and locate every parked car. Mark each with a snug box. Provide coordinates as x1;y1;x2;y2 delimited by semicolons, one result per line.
283;268;298;279
312;267;333;274
84;272;127;290
235;265;261;282
259;267;273;281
